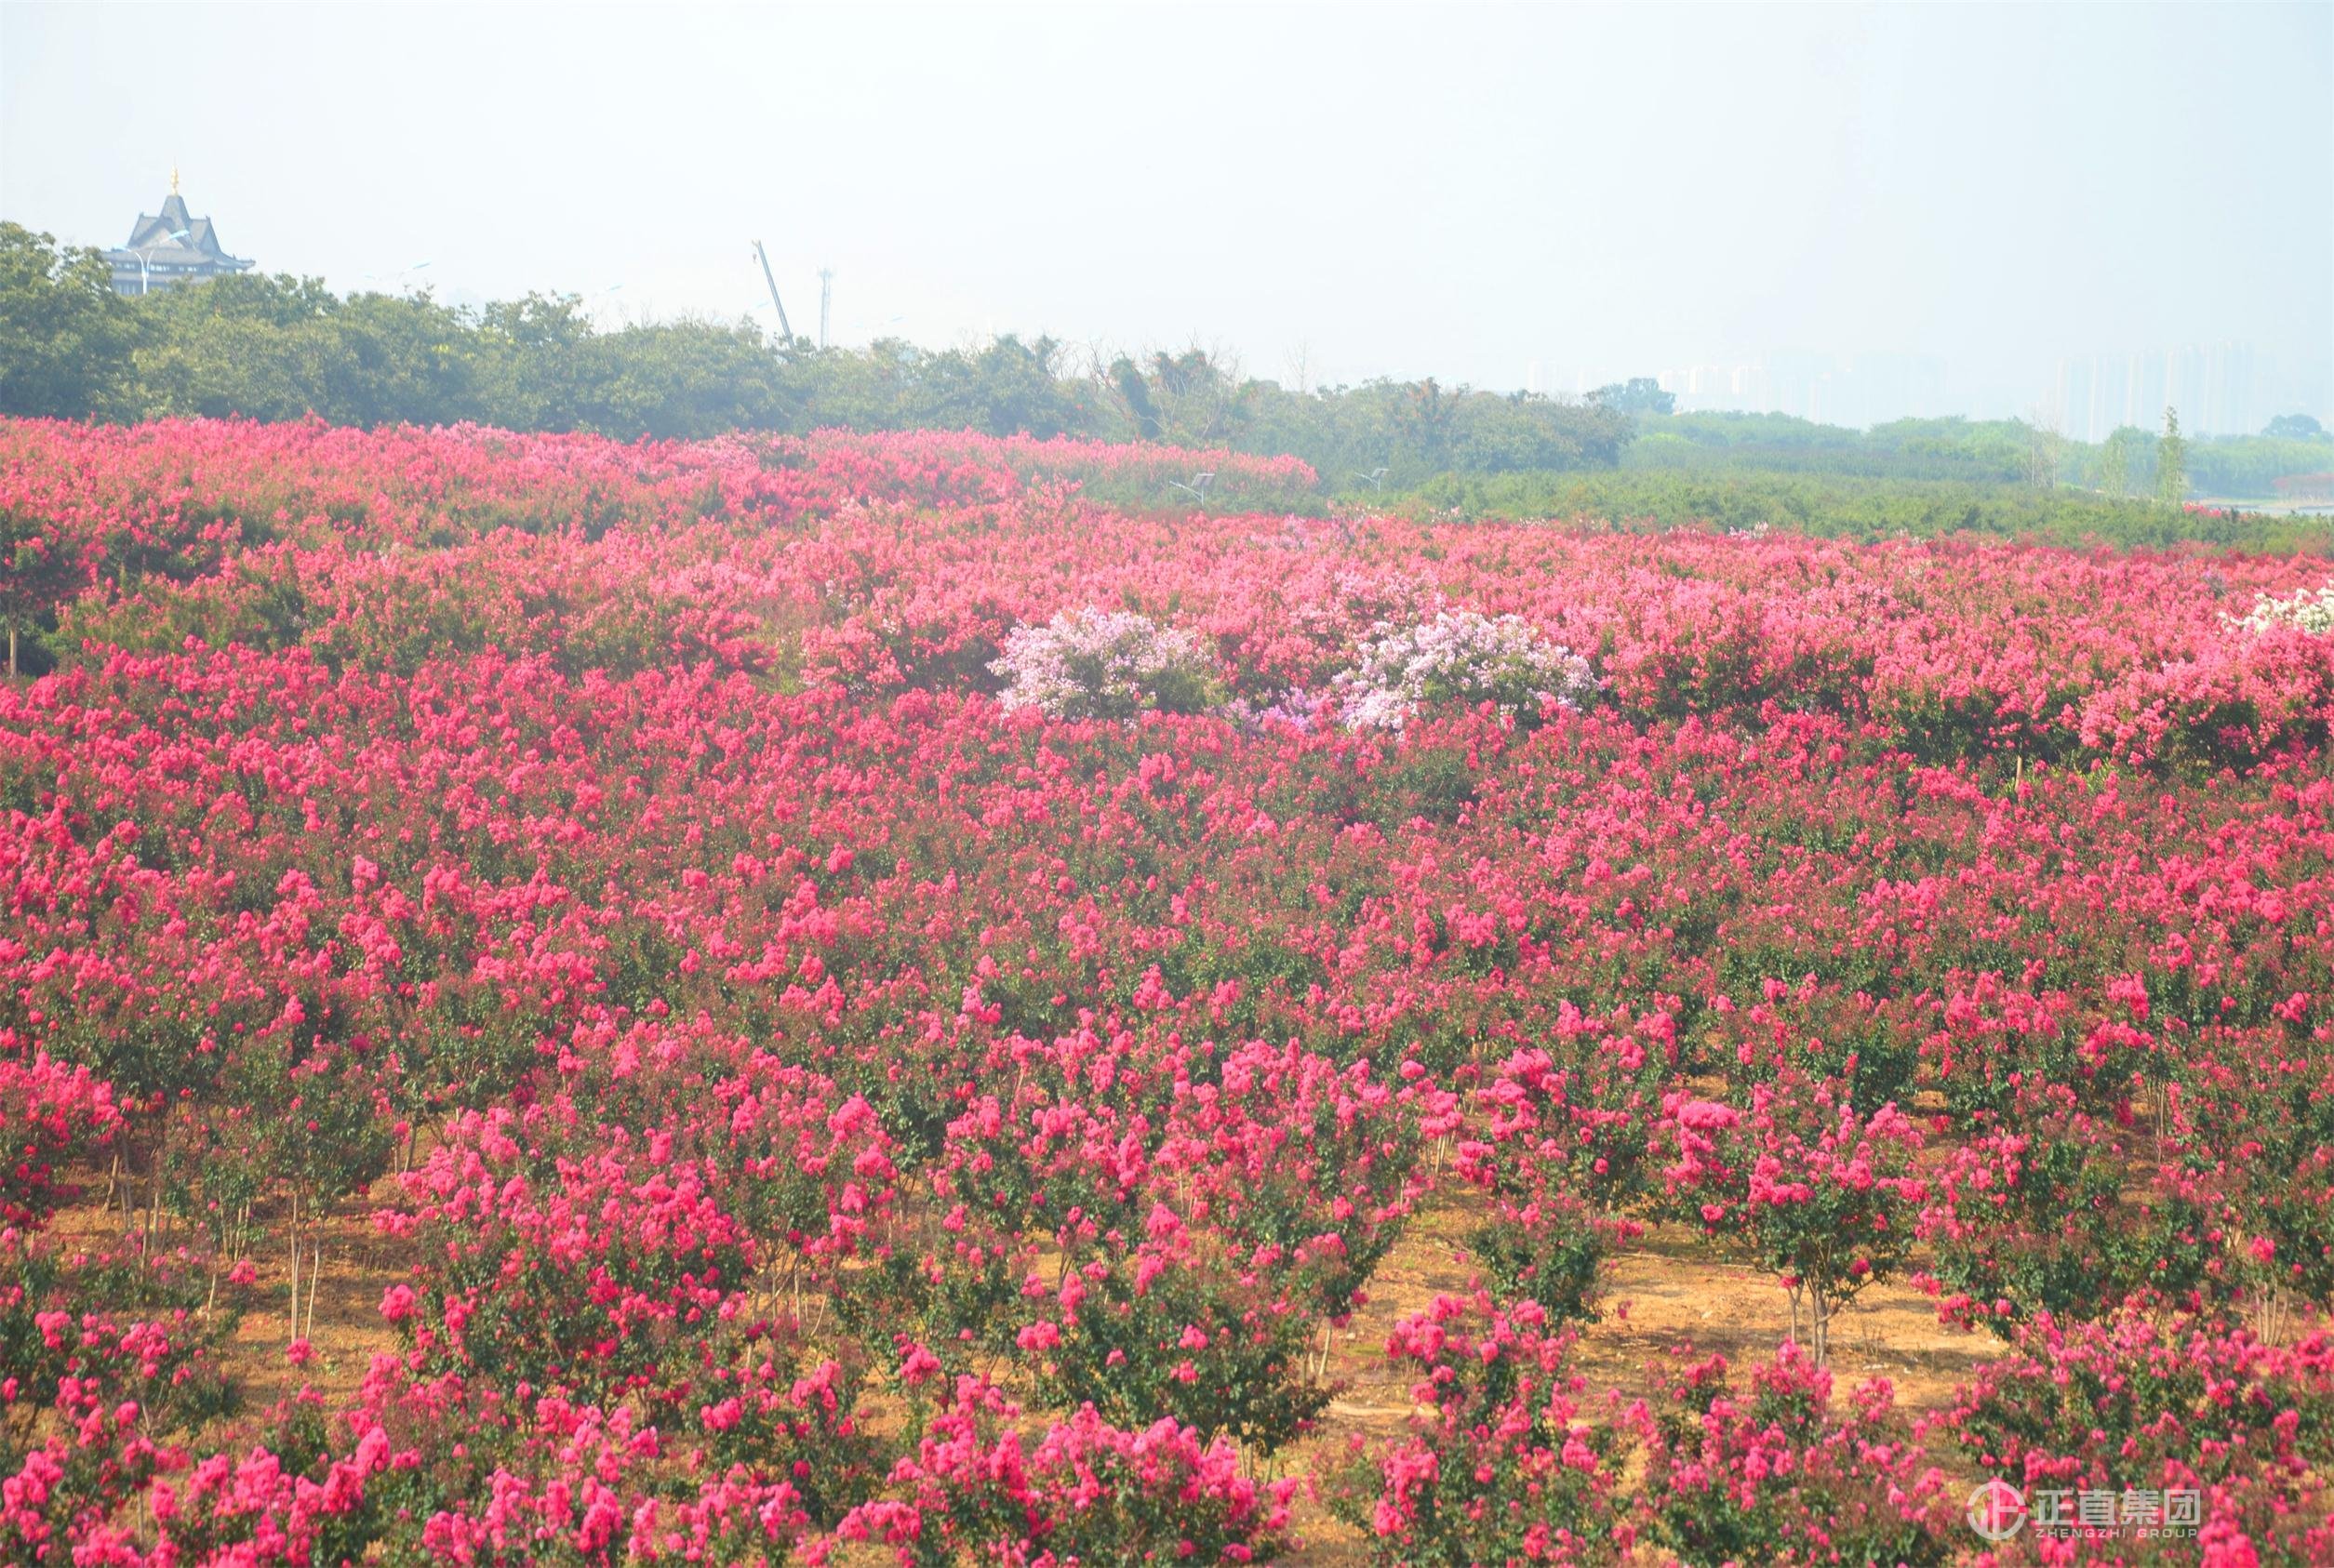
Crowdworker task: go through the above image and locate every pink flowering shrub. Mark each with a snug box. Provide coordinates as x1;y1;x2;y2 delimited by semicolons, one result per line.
1334;607;1596;730
1454;1025;1669;1321
1917;1081;2229;1335
821;1370;1293;1566
0;1233;235;1564
1654;1071;1926;1361
149;1422;393;1568
157;1347;866;1565
0;1052;120;1226
1929;1311;2334;1564
912;1039;1434;1452
377;1105;759;1398
1327;1293;1625;1567
991;607;1225;720
2077;628;2334;774
1626;1342;1953;1567
1;1402;168;1567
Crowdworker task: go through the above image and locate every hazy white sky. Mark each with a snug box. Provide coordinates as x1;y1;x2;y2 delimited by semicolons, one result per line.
4;1;2328;416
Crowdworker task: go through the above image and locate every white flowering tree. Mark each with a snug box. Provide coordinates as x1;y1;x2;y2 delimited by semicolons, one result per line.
991;607;1225;720
1334;608;1596;730
2227;580;2334;636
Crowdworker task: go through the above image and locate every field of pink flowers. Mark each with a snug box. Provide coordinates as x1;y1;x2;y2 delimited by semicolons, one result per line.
4;417;2334;1565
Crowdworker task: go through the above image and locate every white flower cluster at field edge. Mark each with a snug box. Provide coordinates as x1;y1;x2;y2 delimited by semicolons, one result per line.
2226;580;2334;636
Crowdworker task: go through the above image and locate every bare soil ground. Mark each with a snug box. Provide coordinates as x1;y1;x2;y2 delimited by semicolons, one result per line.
52;1172;2002;1563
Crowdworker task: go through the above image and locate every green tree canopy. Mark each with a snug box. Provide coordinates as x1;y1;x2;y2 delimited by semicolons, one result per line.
0;223;143;419
1587;377;1676;416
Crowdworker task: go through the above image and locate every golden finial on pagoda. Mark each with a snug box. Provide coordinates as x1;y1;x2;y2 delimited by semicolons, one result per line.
170;163;180;195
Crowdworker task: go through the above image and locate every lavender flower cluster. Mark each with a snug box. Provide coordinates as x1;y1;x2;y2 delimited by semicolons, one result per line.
990;607;1225;720
1332;607;1596;731
1222;686;1327;733
993;602;1597;732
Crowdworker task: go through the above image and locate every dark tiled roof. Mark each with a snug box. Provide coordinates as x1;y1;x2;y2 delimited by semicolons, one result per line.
122;190;244;263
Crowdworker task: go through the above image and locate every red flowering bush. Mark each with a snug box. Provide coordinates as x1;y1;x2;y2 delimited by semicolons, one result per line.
0;1233;237;1564
1455;1025;1668;1322
3;417;2333;1561
910;1038;1433;1451
0;1052;120;1227
1655;1071;1927;1361
821;1369;1294;1566
1626;1342;1953;1567
376;1104;759;1398
1928;1311;2334;1565
1327;1292;1625;1566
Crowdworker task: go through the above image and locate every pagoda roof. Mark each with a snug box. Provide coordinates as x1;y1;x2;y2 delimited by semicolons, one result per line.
112;190;248;267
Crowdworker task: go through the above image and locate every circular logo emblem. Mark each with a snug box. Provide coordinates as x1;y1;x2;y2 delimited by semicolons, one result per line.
1967;1479;2027;1542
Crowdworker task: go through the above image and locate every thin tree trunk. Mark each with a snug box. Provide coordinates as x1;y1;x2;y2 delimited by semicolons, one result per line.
287;1190;300;1345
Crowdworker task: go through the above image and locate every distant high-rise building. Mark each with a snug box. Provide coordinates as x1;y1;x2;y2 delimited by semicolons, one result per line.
2162;344;2205;430
2124;350;2165;432
2055;354;2142;442
2086;357;2123;443
2199;341;2255;436
2080;342;2260;436
1764;351;1827;421
104;170;253;296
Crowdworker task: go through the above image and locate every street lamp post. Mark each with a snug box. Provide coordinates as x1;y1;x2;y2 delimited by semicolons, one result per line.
127;228;193;295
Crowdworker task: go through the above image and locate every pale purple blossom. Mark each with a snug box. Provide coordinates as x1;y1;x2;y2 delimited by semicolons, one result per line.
991;607;1224;720
1223;686;1327;733
1333;607;1596;731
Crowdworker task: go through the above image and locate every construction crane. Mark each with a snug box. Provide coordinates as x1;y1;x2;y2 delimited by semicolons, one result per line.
751;241;794;342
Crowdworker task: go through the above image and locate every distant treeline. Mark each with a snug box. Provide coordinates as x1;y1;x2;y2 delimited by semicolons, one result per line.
1;223;1630;482
4;220;2327;502
1394;468;2334;554
1633;410;2333;501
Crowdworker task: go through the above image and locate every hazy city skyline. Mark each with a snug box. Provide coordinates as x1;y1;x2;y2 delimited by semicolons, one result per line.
6;2;2328;429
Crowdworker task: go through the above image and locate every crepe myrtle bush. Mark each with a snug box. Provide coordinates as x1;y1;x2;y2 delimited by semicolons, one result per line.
989;606;1225;720
2226;578;2334;636
1926;1310;2334;1563
818;1358;1295;1567
1624;1342;1953;1568
1326;1292;1626;1568
1454;1023;1671;1322
0;1051;121;1226
1653;1070;1926;1364
1334;607;1596;730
